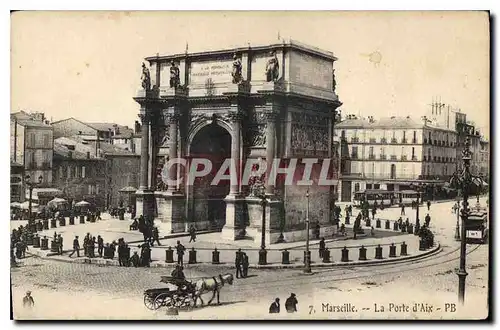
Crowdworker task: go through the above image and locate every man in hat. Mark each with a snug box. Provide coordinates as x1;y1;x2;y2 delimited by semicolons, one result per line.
151;227;161;247
176;240;185;266
57;234;64;255
23;291;35;308
189;224;197;243
269;298;280;313
235;248;243;279
69;236;80;258
285;293;298;313
97;235;104;258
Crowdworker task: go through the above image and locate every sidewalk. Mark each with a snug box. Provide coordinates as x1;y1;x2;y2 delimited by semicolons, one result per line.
26;224;439;269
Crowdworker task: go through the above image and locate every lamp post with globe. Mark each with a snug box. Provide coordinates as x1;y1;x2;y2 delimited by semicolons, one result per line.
25;174;43;225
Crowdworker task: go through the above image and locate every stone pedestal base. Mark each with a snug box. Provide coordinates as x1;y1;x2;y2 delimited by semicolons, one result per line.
245;195;282;246
135;190;155;219
155;191;186;234
221;195;246;241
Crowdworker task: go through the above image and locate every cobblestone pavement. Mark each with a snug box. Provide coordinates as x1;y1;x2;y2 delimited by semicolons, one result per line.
11;198;489;319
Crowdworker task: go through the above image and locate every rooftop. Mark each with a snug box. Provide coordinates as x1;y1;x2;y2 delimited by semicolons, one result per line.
336;115;456;132
146;38;337;63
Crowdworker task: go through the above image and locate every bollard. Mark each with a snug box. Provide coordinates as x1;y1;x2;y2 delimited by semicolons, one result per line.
407;224;414;234
259;248;267;265
341;247;349;262
400;242;408;256
69;216;75;225
282;249;290;264
40;237;48;250
389;243;397;257
59;217;66;227
212;248;220;264
50;219;57;229
42;219;49;230
188;248;197;264
33;235;40;248
365;218;371;227
419;239;427;251
376;219;381;228
393;221;398;231
26;234;33;246
322;248;331;263
80;215;85;224
50;240;59;253
385;220;390;230
401;223;406;233
359;246;367;261
345;217;350;225
165;247;174;263
375;245;383;259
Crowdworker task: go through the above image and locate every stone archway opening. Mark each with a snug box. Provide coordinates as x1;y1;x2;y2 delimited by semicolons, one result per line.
189;123;232;229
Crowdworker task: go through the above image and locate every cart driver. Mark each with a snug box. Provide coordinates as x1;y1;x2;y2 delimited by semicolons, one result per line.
171;265;191;292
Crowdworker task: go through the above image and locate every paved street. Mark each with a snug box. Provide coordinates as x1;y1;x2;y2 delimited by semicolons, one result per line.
11;198;489;319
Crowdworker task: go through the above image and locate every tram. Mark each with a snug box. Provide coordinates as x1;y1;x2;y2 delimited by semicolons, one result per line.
353;190;395;208
395;190;422;206
465;210;488;244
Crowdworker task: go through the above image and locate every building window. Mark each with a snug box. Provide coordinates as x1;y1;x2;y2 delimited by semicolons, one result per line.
413;131;417;143
341;130;346;139
412;147;416;160
351;146;358;159
374;184;380;189
428;132;431;143
59;167;63;180
366;183;373;190
67;165;72;179
369;146;374;159
354;183;360;192
88;185;93;195
43;134;50;148
82;166;86;178
402;131;406;143
30;133;36;147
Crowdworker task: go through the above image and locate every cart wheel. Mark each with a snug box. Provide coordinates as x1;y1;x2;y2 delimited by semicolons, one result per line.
154;293;172;310
144;295;156;310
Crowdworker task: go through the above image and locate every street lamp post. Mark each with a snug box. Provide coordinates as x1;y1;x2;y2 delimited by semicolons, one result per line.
454;196;461;241
25;175;43;224
304;189;312;274
449;136;480;305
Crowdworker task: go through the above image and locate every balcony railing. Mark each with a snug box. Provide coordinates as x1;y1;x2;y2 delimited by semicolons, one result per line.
380;154;387;160
390;138;397;144
390;155;397;160
351;137;359;143
402;139;407;144
412;156;418;161
368;154;376;160
401;155;408;161
381;138;387;144
351;154;358;159
369;138;376;143
412;139;417;144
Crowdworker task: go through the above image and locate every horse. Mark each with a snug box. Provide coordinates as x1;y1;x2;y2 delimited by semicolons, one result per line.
193;273;234;307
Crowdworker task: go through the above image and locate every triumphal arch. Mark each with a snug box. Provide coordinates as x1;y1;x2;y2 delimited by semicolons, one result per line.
133;40;342;244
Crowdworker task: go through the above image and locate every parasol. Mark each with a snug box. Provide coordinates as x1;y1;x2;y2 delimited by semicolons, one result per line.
75;200;91;207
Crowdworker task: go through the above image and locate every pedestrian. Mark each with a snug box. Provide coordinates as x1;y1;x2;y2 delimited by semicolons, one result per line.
242;252;249;278
370;226;375;237
371;207;376;220
427;200;431;211
15;241;23;259
152;227;161;246
425;213;431;227
69;236;80;258
97;235;104;258
175;240;185;266
130;251;140;267
118;239;125;266
314;223;320;240
285;293;298;313
141;242;151;267
23;291;35;308
319;237;325;258
401;204;405;215
235;248;243;279
21;240;28;258
189;225;197;243
269;298;280;313
57;234;63;255
90;236;96;258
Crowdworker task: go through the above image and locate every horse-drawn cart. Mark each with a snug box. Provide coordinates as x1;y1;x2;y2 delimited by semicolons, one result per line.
143;276;196;310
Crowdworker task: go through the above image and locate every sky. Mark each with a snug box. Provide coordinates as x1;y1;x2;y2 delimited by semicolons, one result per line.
10;11;490;137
